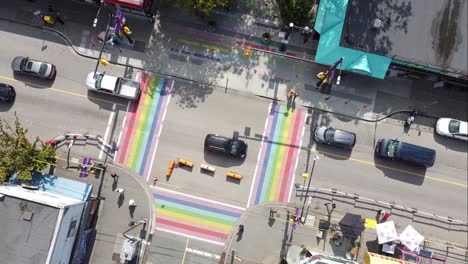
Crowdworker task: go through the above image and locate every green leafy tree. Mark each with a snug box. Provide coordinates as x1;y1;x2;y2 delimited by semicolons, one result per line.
0;113;55;182
276;0;315;28
163;0;228;17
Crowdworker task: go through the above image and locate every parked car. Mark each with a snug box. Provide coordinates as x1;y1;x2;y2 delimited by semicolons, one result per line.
0;83;16;102
204;134;248;158
435;118;468;141
11;56;56;80
375;138;436;167
86;72;141;100
314;126;356;149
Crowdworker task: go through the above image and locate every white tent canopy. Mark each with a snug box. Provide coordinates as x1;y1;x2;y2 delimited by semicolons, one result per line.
375;221;398;244
399;225;424;252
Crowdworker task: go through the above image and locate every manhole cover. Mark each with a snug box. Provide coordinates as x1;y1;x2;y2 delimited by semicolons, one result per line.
133;40;146;52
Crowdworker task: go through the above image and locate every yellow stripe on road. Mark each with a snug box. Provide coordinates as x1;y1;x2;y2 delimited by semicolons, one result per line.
308;148;468;188
0;76;126;107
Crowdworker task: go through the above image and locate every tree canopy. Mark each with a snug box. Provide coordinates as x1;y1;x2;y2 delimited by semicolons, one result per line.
0;113;55;182
163;0;228;17
276;0;315;28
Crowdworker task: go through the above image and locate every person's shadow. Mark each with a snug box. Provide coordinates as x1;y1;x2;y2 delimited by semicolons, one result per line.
118;193;124;208
129;205;136;218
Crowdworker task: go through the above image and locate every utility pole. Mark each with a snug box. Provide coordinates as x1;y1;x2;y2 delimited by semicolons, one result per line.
93;3;114;75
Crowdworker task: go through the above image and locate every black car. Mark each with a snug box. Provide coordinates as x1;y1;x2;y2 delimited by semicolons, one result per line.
314;126;356;149
204;134;248;158
0;83;16;102
11;56;56;80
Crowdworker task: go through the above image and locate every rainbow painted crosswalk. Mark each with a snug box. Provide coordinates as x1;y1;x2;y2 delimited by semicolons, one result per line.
153;188;245;245
248;103;306;206
115;73;173;181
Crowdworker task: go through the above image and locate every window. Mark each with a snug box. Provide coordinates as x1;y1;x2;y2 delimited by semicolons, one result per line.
39;64;48;75
387;140;398;158
448;120;460;133
95;74;103;88
324;128;336;142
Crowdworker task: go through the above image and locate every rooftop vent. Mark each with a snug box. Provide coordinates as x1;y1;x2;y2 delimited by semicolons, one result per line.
372;18;382;29
23;211;33;221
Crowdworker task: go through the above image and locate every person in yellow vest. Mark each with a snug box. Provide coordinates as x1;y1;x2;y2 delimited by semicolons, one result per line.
316;70;329;88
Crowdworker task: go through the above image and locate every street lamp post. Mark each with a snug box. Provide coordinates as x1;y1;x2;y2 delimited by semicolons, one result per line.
93;4;113;75
289;22;313;43
300;154;319;222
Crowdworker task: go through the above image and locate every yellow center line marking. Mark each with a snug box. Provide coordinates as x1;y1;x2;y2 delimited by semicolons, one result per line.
0;76;126;107
181;238;190;264
307;148;467;188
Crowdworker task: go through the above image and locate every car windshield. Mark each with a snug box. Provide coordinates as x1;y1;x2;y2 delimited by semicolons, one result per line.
95;74;104;88
324;128;335;142
230;141;238;155
39;63;48;74
448;120;460;133
387;140;398;158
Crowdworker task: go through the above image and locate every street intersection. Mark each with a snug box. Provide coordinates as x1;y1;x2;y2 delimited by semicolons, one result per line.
0;0;467;263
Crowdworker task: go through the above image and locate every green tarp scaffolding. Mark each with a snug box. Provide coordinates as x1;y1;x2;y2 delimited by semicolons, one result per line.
314;0;392;79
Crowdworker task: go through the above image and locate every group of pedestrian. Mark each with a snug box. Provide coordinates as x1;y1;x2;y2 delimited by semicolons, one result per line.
288;90;299;103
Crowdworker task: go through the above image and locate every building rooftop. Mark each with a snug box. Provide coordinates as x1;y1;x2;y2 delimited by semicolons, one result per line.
342;0;468;75
0;190;59;264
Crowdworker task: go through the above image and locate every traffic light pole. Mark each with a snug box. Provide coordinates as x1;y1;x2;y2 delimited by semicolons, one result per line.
300;155;319;222
93;4;113;76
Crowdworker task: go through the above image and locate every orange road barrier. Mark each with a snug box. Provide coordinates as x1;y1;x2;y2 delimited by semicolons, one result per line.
200;164;216;173
227;171;242;180
166;160;176;176
178;159;194;168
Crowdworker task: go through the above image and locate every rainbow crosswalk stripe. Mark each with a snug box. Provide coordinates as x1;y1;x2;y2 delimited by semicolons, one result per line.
115;73;173;181
154;188;245;245
248;102;306;206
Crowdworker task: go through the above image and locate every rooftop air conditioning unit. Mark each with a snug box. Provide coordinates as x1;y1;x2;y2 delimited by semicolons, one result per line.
373;18;382;29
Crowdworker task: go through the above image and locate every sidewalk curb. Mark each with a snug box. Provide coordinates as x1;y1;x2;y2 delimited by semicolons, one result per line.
1;16;442;123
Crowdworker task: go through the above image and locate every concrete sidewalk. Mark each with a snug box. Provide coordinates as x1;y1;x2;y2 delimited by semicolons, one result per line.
223;202;466;264
51;142;154;264
1;0;466;121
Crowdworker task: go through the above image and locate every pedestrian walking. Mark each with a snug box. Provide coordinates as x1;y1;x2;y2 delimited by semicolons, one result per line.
316;71;329;88
153;177;158;186
238;224;244;233
111;173;119;182
382;212;391;221
292;91;299;102
270;208;277;217
288;90;299;102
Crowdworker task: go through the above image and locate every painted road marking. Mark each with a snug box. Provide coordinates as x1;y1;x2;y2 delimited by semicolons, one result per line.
249;103;307;206
185;248;221;260
0;76;125;106
154;187;245;245
99;103;116;159
115;73;173;181
181;238;190;264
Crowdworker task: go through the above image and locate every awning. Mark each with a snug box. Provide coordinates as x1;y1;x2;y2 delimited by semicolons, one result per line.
398;225;424;252
338;213;365;238
364;252;412;264
375;221;398;244
103;0;147;9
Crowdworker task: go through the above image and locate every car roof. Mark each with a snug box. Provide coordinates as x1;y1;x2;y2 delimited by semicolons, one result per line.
334;130;356;144
99;74;119;91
